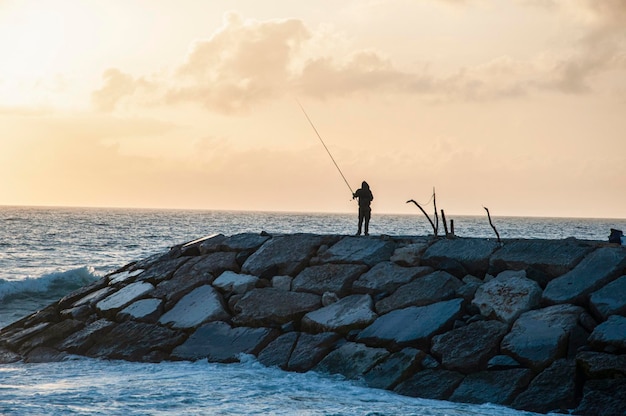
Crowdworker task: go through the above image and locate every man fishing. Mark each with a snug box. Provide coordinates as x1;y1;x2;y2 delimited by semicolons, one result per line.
353;181;373;236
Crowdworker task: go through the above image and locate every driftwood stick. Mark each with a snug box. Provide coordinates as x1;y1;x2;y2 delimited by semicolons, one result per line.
433;188;439;237
407;199;437;236
441;209;449;236
450;219;454;236
484;207;501;243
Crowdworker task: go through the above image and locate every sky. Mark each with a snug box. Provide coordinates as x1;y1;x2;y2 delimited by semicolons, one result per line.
1;0;625;218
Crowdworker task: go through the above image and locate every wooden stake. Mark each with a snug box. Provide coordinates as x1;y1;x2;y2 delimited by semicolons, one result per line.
484;207;501;244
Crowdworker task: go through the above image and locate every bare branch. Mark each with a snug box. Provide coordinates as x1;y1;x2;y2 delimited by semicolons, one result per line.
407;199;437;236
483;206;501;244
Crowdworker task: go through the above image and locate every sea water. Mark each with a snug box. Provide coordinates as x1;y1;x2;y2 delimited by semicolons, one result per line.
1;206;624;415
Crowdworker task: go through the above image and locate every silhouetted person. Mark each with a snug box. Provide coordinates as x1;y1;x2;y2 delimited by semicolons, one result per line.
353;181;373;235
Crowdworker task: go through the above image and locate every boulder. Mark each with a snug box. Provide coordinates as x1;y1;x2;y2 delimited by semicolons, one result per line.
135;257;190;283
357;299;464;349
271;275;292;291
576;351;626;379
314;342;389;379
292;263;368;297
588;315;626;352
107;269;144;285
256;332;299;369
543;247;626;305
362;348;425;390
375;271;462;315
352;262;432;295
589;275;626;320
393;369;464;400
232;288;321;327
471;270;542;324
56;319;115;355
242;234;332;277
158;285;229;329
24;347;68;363
197;233;227;254
116;298;163;323
220;232;271;252
72;286;116;308
16;319;84;354
287;332;341;372
487;355;522;370
175;251;239;281
316;236;395;266
422;238;499;277
0;347;22;364
212;271;259;295
301;294;377;334
573;378;626;416
96;282;155;314
511;359;578;413
431;320;509;373
501;304;585;371
449;368;533;405
390;240;431;266
171;321;278;363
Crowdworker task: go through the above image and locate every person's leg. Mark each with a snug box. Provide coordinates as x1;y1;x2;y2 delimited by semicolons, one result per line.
364;208;371;235
357;209;364;235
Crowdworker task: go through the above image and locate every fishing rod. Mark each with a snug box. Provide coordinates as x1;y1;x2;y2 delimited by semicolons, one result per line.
297;99;354;195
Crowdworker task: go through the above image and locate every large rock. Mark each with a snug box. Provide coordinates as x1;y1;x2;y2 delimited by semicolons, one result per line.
135;257;190;283
96;281;155;315
220;233;271;252
242;234;332;277
16;319;84;354
357;299;464;349
588;315;626;352
394;369;464;400
158;285;229;329
287;332;341;372
390;239;432;266
301;294;377;334
431;320;509;373
56;319;115;355
489;239;593;279
292;264;367;297
375;271;462;315
116;298;162;323
589;275;626;320
232;288;321;327
314;342;389;379
171;321;278;363
576;351;626;379
471;270;542;324
352;262;432;295
197;233;227;254
501;304;585;371
449;368;533;405
212;271;259;295
316;236;395;266
256;332;299;369
543;247;626;305
511;359;578;413
573;379;626;416
422;238;499;277
362;348;425;390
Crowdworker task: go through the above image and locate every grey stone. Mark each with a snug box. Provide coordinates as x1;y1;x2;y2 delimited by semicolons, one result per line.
316;236;395;266
107;269;144;285
431;320;509;373
24;347;68;363
301;294;377;334
256;332;299;369
292;263;368;297
159;285;229;329
573;378;626;416
56;319;115;355
321;292;339;306
242;234;332;276
271;275;292;291
422;238;499;277
96;282;155;314
137;257;190;283
171;321;278;363
0;347;22;364
197;233;227;254
472;270;542;324
213;271;259;294
72;286;116;308
576;351;626;379
362;348;425;390
358;299;464;348
589;275;626;320
352;262;432;295
394;369;464;400
390;240;431;266
117;298;163;323
314;341;389;379
588;315;626;352
501;304;585;371
174;251;238;281
450;368;533;405
16;320;84;354
232;288;321;327
220;233;271;252
543;247;626;305
487;355;522;370
375;271;463;315
287;332;341;372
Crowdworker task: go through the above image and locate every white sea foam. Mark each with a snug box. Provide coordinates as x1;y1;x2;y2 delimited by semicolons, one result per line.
0;266;99;302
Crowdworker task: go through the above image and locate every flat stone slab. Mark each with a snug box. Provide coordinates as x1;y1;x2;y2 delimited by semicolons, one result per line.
358;298;464;348
96;282;155;314
316;236;395;266
314;341;389;379
171;321;278;363
292;263;368;296
232;288;321;326
136;257;190;283
117;298;162;323
213;271;259;295
107;269;144;285
362;348;425;390
422;238;499;276
543;247;626;305
472;270;542;324
158;285;229;329
394;369;464;400
73;286;116;308
352;262;432;295
589;275;626;320
301;294;377;334
588;315;626;352
449;368;533;405
56;319;115;355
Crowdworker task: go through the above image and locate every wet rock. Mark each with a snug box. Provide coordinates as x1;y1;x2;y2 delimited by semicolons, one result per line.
301;294;377;334
589;275;626;320
431;320;509;373
576;351;626;379
116;298;163;323
292;264;368;297
358;299;464;349
56;319;115;355
256;332;299;369
394;369;464;400
107;269;145;285
375;271;462;315
422;238;499;277
588;315;626;352
24;347;69;363
471;270;542;324
314;341;389;379
352;262;432;295
213;271;259;295
287;332;341;372
362;348;425;390
73;286;116;308
501;304;584;371
57;278;109;309
171;321;278;363
573;378;626;416
543;247;626;305
158;285;229;329
512;359;578;413
449;368;533;405
96;282;155;315
232;288;321;327
316;236;395;266
390;240;431;266
0;347;22;363
17;319;84;354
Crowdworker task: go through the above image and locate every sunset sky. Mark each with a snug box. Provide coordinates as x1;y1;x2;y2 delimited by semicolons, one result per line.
1;0;625;218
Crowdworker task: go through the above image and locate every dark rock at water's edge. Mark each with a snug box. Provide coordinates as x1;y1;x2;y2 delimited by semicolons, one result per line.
1;232;625;415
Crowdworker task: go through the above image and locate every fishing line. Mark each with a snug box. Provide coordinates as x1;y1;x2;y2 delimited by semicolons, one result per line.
297;99;354;195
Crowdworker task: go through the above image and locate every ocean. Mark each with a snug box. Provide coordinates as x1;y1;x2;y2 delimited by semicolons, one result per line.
1;206;624;415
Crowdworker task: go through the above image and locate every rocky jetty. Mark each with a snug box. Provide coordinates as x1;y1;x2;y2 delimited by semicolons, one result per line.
1;233;625;415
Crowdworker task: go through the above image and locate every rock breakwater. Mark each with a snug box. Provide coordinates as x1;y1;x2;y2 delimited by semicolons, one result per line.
1;233;625;415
